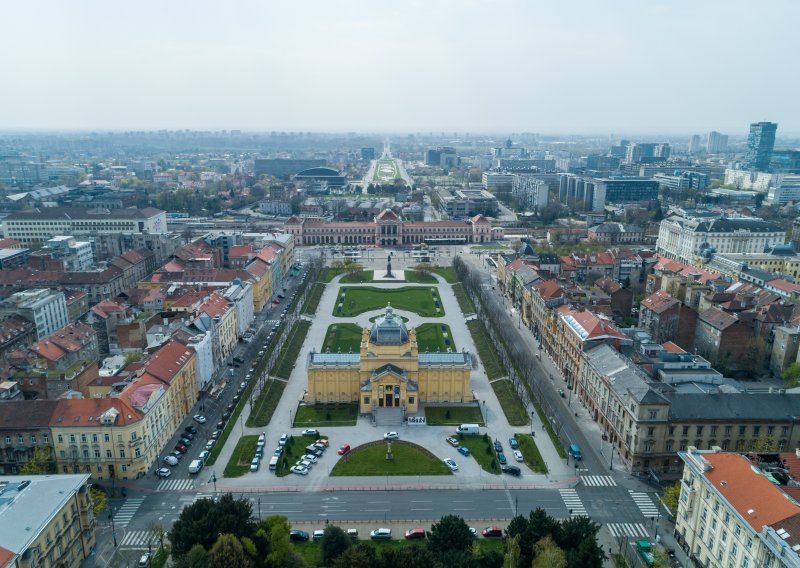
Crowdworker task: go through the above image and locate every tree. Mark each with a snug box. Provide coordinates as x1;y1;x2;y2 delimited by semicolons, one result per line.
320;526;351;566
782;362;800;388
265;515;293;567
332;543;378;568
661;482;681;516
175;544;209;568
742;337;767;375
209;534;251;568
89;487;107;517
170;493;255;557
750;435;778;452
566;536;604;568
532;536;567;568
19;446;54;474
380;546;442;568
557;516;600;555
503;535;520;568
428;514;475;557
415;262;433;274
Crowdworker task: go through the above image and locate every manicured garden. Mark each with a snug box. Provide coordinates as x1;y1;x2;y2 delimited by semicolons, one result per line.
275;435;313;477
457;434;500;474
339;271;373;284
334;286;444;317
466;320;503;380
430;266;458;283
322;323;363;353
223;435;259;478
453;283;476;315
246;379;286;428
293;403;358;427
273;320;311;379
490;379;530;426
424;406;484;426
516;433;547;473
330;441;452;476
403;270;437;283
415;323;456;353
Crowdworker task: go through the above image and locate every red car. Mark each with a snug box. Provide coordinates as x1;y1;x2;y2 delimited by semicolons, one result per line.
404;528;426;540
482;526;503;538
338;444;351;456
174;443;188;454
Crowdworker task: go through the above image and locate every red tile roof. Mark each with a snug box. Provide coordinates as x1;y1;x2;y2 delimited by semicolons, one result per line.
228;245;254;259
140;339;195;385
51;398;142;427
700;307;738;330
199;292;231;319
661;341;685;353
533;280;563;300
641;290;679;314
33;322;96;363
559;307;627;342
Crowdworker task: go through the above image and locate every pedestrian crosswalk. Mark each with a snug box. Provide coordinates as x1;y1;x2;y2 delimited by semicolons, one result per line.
120;530;156;549
607;523;649;538
629;490;660;518
559;489;587;517
112;497;144;527
581;475;617;487
158;478;195;491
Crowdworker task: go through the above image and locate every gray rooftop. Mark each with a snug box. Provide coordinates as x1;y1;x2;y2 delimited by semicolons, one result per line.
668;392;800;421
418;352;470;365
0;474;90;557
308;353;360;366
585;344;670;405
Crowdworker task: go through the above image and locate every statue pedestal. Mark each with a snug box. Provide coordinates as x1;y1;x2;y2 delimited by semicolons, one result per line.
386;450;393;460
373;270;405;281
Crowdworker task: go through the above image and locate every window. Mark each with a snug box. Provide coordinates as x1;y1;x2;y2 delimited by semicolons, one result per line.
711;426;718;436
724;426;732;436
666;441;673;452
43;434;49;443
80;434;87;443
739;426;746;436
134;448;141;458
752;426;760;436
668;426;675;435
768;426;775;436
408;396;415;405
69;434;75;443
60;450;66;458
58;434;63;443
92;434;98;443
94;449;100;458
648;427;655;436
697;426;704;436
682;426;690;436
104;433;110;442
680;440;688;451
119;449;125;459
746;537;753;549
731;543;737;556
3;436;9;445
649;410;657;419
734;524;741;537
106;450;112;458
121;464;127;472
83;449;89;458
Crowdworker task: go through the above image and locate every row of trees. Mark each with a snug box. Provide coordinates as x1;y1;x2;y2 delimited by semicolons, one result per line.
168;493;604;568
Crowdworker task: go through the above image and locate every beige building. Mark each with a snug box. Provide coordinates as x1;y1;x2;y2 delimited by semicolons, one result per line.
306;306;472;415
0;474;96;568
676;449;800;567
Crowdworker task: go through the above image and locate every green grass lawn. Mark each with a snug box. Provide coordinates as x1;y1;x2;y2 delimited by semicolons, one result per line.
276;435;316;477
339;271;373;284
424;406;484;426
290;539;503;566
246;379;287;428
467;320;504;380
491;379;530;426
293;403;358;427
335;286;444;317
430;266;458;283
403;270;437;283
302;283;325;315
516;433;548;473
415;323;457;353
331;441;452;476
457;435;500;474
273;320;311;379
223;435;259;478
319;267;345;283
453;283;476;315
322;323;363;353
373;159;401;182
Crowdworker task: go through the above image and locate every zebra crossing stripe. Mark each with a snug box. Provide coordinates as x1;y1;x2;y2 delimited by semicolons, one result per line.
112;498;145;526
157;478;195;491
629;491;660;517
581;475;617;487
607;523;649;538
120;530;156;549
559;489;587;517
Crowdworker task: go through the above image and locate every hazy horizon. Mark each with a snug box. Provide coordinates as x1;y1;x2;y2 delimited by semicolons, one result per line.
2;0;798;136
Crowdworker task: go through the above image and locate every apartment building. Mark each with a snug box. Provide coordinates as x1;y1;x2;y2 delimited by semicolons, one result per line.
0;474;96;568
0;289;69;340
676;449;800;567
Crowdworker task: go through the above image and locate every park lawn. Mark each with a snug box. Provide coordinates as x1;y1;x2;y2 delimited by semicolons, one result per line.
415;323;457;353
491;379;530;426
430;266;458;283
302;283;325;315
293;403;358;427
339;271;373;284
223;435;259;478
424;406;484;426
319;267;345;283
276;435;314;477
322;323;363;353
516;433;548;474
335;286;444;317
457;435;500;474
330;441;452;476
403;270;437;284
273;320;311;379
246;379;287;428
453;283;476;315
467;320;504;380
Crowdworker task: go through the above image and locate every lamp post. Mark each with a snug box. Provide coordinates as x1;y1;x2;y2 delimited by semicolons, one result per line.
211;471;217;492
108;504;117;547
609;445;614;471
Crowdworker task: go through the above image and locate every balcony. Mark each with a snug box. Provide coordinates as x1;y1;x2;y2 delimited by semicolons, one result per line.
127;437;144;448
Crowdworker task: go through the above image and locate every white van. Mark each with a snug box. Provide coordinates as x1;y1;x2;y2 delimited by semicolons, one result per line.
188;459;203;474
269;456;279;471
456;423;481;435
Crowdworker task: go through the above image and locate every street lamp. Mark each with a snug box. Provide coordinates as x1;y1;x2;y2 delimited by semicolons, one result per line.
108;504;117;547
211;471;217;492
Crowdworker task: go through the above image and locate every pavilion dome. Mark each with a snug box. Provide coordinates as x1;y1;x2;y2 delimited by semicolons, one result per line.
368;305;409;345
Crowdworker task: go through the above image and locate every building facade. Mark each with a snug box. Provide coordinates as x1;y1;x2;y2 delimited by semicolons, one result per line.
511;174;549;212
745;121;778;171
0;289;69;340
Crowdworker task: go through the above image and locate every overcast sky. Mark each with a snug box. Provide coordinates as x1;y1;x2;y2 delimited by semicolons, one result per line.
2;0;798;135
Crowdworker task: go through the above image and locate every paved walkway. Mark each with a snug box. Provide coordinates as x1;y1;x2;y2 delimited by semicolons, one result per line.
206;269;575;493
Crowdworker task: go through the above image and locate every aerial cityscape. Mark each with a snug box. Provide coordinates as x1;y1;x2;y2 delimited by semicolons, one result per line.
1;2;800;568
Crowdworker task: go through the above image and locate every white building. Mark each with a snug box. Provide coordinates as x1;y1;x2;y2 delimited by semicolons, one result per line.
767;175;800;205
0;289;69;340
224;279;255;338
656;214;786;264
676;448;800;568
182;330;215;390
511;174;549;211
724;169;775;192
0;207;167;246
44;235;95;271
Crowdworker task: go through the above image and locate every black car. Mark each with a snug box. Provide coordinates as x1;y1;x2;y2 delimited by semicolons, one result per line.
179;437;193;447
501;465;521;476
289;530;309;542
494;440;503;453
226;403;235;412
184;425;197;435
222;411;231;420
182;432;194;440
216;420;225;430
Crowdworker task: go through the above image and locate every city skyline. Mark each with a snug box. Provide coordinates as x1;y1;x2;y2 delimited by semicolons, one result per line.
1;0;799;135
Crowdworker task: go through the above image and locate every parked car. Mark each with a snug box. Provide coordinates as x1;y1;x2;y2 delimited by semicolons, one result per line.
216;420;224;430
250;458;260;472
222;411;231;420
174;444;188;454
347;529;359;540
513;450;524;462
494;440;503;453
444;458;458;471
502;465;521;476
469;528;477;537
315;438;329;447
509;437;519;450
301;429;319;437
226;403;235;412
446;437;460;448
497;452;507;465
370;528;392;540
384;432;399;440
138;553;151;567
184;425;197;434
279;434;289;446
301;454;318;464
255;447;264;459
257;435;266;448
179;438;193;447
211;430;221;440
405;528;426;540
457;446;471;457
291;465;309;475
156;468;172;478
170;450;184;460
182;432;194;440
198;450;210;462
482;526;503;538
162;455;179;466
312;529;325;541
338;444;351;456
205;440;215;451
289;530;309;542
193;414;207;424
296;459;313;469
